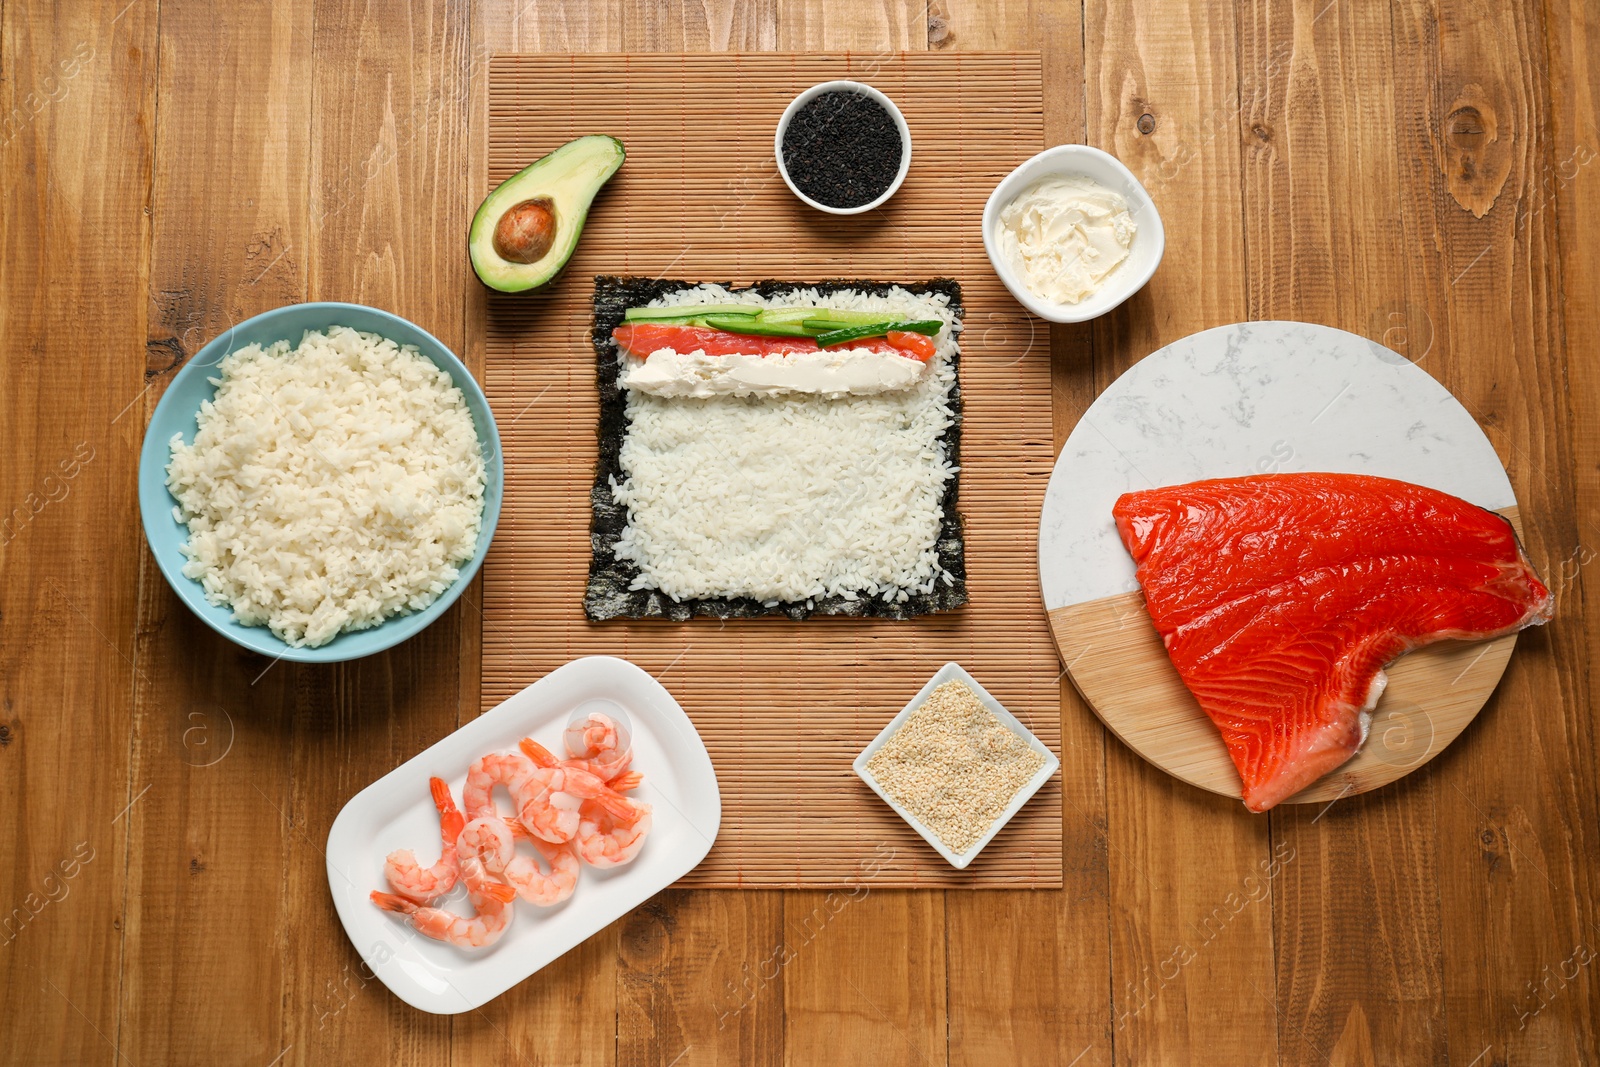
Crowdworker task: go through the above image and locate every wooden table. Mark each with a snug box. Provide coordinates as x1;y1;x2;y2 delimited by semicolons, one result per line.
3;1;1596;1063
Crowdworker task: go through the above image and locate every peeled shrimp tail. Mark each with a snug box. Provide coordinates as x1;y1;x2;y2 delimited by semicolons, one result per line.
382;777;466;903
474;879;517;906
518;738;562;768
593;791;641;823
371;890;419;915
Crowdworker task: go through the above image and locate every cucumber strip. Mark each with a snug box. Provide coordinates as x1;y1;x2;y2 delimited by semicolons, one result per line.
624;304;759;322
619;314;748;328
815;319;945;348
756;307;893;327
702;314;816;338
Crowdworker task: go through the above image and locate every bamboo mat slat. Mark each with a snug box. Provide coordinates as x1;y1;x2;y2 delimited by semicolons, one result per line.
482;52;1058;888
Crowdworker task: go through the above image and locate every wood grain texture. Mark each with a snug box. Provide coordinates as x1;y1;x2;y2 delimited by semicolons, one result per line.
1;1;1597;1065
1417;1;1600;1064
1541;0;1600;1061
619;891;784;1067
784;886;947;1066
776;0;921;51
0;1;155;1064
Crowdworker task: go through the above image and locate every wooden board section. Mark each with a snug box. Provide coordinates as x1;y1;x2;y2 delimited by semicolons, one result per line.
481;51;1060;888
1051;508;1523;805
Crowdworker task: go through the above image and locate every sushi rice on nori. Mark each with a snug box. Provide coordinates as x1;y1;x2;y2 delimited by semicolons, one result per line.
585;276;968;622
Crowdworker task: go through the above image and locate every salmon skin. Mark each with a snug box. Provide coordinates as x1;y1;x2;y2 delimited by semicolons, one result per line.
1112;473;1553;811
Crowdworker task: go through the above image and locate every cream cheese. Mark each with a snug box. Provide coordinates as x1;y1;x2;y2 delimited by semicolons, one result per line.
619;347;927;398
997;175;1137;304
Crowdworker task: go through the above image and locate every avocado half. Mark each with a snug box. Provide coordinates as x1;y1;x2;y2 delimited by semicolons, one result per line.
469;134;626;292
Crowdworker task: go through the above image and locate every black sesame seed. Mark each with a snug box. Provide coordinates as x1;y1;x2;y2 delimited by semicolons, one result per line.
781;90;904;209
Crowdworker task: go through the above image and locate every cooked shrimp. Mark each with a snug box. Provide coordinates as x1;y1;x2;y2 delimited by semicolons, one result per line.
559;755;645;788
503;819;581;906
517;738;636;844
458;814;580;907
382;777;464;904
564;711;633;781
462;750;538;821
370;853;516;949
456;814;518;872
574;794;653;869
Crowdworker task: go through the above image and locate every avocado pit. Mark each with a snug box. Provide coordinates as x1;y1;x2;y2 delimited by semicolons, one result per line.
468;134;626;292
493;198;557;264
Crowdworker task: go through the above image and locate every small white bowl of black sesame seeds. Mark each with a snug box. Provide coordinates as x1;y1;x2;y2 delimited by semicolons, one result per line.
775;80;912;215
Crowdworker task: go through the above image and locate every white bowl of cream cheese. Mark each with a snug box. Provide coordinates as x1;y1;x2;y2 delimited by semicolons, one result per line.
982;145;1164;323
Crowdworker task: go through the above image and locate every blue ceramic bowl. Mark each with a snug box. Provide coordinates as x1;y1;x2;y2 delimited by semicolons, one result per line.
138;302;503;663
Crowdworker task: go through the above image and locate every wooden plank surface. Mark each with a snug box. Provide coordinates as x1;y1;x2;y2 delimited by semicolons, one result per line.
0;2;155;1065
1;1;1597;1065
1422;2;1600;1064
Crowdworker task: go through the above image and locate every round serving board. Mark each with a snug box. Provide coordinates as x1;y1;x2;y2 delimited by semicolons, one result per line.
1040;322;1524;805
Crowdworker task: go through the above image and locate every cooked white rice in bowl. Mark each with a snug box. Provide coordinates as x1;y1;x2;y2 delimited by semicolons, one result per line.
165;325;486;648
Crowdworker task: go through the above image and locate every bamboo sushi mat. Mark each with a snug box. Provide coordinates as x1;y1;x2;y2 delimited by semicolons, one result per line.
481;53;1059;888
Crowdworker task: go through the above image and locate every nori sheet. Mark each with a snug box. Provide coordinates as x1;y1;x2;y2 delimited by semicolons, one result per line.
584;276;968;622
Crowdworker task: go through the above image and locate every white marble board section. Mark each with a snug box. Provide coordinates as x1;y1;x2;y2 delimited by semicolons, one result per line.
1039;321;1516;612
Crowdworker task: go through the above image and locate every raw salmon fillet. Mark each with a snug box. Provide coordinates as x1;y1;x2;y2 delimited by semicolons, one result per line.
1113;473;1553;811
612;323;909;359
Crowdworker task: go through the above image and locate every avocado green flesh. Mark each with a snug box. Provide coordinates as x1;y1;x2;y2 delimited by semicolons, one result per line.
755;307;889;327
469;134;625;293
701;315;815;337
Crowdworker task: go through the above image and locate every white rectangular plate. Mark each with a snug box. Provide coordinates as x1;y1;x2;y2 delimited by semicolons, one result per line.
326;655;721;1014
853;661;1059;869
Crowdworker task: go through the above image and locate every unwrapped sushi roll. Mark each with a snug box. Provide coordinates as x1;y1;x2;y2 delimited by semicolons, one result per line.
586;276;968;622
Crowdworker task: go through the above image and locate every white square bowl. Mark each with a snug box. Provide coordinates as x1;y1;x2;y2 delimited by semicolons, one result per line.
326;656;721;1013
852;662;1060;870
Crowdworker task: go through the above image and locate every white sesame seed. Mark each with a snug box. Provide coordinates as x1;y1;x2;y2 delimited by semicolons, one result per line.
865;680;1046;855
